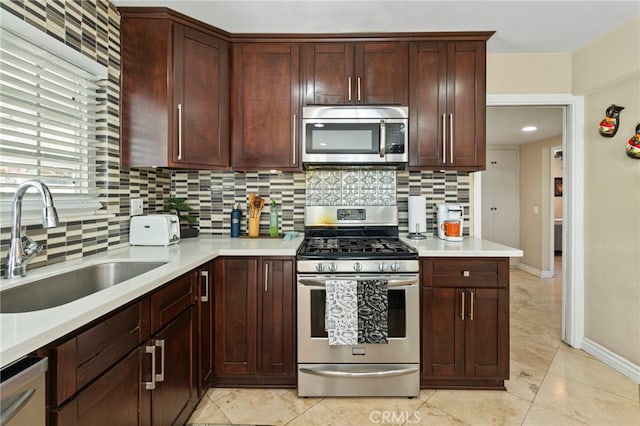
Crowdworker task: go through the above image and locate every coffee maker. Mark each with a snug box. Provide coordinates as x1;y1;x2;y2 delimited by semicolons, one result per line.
436;203;464;242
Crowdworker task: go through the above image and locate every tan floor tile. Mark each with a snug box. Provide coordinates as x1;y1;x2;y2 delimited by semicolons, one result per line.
505;359;548;401
189;395;232;424
286;402;352;426
510;335;559;371
215;388;318;425
410;402;469;425
547;347;640;403
511;306;561;332
417;388;436;401
320;396;424;425
522;404;587;426
427;390;532;426
534;373;640;425
205;387;235;403
510;317;562;348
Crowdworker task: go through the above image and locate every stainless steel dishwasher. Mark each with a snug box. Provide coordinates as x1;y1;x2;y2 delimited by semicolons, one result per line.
0;356;47;426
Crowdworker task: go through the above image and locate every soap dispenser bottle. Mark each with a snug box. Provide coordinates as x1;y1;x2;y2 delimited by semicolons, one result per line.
231;204;241;238
269;199;279;237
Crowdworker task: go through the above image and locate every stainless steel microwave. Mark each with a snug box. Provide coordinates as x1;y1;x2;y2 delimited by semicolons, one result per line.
301;106;408;167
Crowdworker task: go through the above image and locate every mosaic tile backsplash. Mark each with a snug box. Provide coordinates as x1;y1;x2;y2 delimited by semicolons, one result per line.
0;0;470;276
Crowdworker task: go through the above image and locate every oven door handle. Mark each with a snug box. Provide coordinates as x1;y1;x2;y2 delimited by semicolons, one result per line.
299;366;418;378
298;278;418;288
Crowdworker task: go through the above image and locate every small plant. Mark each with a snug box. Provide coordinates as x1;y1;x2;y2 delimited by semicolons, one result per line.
163;198;197;227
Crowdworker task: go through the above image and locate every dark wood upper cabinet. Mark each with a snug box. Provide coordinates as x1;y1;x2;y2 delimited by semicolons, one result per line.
119;9;229;169
231;43;301;171
303;42;408;105
409;41;487;171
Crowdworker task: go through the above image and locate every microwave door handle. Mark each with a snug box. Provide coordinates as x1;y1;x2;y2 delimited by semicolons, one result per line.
379;119;386;158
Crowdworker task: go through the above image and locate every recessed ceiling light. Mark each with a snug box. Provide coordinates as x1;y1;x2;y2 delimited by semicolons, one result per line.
522;126;538;132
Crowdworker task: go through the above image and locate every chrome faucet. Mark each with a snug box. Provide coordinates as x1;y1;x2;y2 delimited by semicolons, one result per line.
5;180;59;279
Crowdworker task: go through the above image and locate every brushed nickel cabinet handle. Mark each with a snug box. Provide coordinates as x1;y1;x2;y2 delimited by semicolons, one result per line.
143;345;156;390
469;290;474;320
449;113;454;163
177;103;183;161
348;77;352;102
357;77;361;102
460;290;465;321
442;113;447;164
292;114;297;165
379;119;386;158
200;270;209;302
155;339;165;382
264;263;269;292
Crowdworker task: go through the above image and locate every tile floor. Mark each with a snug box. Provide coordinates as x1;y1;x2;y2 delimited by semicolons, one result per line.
188;260;640;425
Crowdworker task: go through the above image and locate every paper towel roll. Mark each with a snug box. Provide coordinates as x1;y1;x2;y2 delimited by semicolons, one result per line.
408;195;427;235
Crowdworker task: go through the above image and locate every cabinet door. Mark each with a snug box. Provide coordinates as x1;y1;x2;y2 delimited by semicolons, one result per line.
420;287;465;378
464;288;509;379
409;42;447;168
303;43;352;105
197;263;213;397
52;347;149;426
446;41;486;169
259;258;295;380
174;25;229;168
357;42;408;105
151;308;195;426
214;257;259;376
231;43;300;170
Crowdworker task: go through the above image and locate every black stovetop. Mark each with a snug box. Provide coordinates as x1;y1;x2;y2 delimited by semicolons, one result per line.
296;226;417;260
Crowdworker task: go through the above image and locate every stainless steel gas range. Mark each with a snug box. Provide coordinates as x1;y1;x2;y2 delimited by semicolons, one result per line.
296;206;420;397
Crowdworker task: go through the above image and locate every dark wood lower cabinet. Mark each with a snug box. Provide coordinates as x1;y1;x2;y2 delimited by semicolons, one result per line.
213;257;295;386
420;258;509;389
52;348;148;426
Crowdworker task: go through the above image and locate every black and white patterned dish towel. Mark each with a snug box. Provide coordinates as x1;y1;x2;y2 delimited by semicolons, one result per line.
358;280;389;344
325;279;358;345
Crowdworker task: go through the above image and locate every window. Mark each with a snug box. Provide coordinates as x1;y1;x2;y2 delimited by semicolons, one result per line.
0;14;106;223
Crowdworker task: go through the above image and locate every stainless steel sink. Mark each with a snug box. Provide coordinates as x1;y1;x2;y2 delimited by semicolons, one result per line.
0;261;167;313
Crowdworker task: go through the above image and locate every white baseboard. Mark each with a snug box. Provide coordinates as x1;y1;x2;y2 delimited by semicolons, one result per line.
517;262;554;278
582;337;640;384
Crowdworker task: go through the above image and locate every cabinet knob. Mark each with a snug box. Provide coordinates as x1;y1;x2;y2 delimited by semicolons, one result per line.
462;270;470;277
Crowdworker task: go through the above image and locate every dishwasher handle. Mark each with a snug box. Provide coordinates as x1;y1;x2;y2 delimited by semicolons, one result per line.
0;389;35;424
0;356;47;425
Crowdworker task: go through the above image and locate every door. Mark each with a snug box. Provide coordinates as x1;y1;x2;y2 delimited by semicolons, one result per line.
173;25;229;168
464;288;509;378
420;287;465;378
214;257;259;376
481;149;518;247
259;259;295;378
151;308;194;426
231;43;300;170
52;348;149;426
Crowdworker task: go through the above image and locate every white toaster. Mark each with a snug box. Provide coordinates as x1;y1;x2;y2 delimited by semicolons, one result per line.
129;214;180;246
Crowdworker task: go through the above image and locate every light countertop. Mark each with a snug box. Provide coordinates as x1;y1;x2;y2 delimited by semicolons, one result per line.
1;234;521;367
0;235;304;367
401;236;523;258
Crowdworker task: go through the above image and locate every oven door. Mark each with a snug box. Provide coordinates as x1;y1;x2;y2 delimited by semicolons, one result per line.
297;274;419;364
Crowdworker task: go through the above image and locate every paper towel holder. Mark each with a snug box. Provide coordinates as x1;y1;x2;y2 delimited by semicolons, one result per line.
408;223;426;240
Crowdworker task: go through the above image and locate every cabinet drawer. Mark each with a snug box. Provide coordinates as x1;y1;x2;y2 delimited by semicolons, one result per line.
151;271;195;333
50;301;149;405
432;259;502;288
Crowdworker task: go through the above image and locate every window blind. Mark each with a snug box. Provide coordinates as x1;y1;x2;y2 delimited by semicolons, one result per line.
0;25;101;199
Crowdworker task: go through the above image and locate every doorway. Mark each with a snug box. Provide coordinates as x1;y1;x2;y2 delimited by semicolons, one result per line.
482;94;584;349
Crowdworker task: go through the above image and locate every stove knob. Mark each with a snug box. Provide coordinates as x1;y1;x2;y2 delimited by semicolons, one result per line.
315;263;324;272
353;262;363;272
390;262;401;272
378;263;387;272
328;262;338;272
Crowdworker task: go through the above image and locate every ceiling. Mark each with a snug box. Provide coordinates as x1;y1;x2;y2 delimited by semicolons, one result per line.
486;106;564;146
112;1;639;53
112;1;637;147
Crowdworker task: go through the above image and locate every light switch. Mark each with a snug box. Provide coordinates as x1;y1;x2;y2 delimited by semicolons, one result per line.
130;198;143;216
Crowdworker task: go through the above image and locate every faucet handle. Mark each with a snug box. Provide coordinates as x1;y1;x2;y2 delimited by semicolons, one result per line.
22;236;42;258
